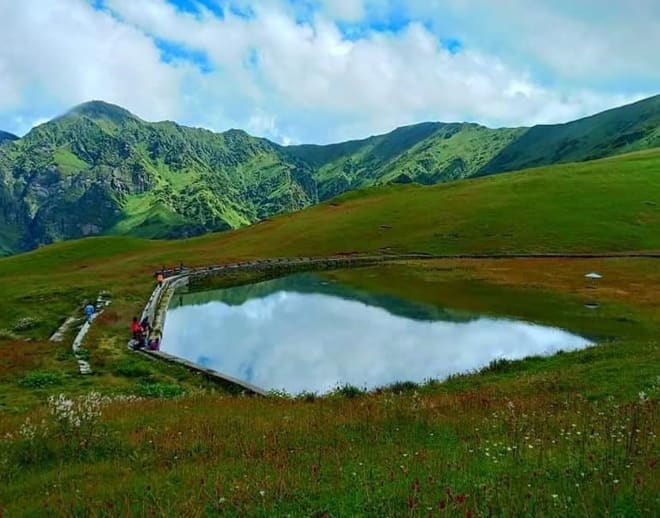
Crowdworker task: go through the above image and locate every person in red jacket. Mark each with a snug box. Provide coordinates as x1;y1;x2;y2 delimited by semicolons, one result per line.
131;316;142;340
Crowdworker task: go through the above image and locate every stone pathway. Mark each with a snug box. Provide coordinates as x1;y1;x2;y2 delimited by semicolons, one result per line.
54;291;112;375
49;316;82;342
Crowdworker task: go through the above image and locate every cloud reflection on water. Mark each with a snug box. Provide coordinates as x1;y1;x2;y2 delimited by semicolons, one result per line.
163;291;591;394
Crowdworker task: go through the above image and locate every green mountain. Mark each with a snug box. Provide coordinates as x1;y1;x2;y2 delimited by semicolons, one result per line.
0;101;316;253
478;94;660;175
0;95;659;255
288;122;525;198
0;130;18;144
288;95;660;197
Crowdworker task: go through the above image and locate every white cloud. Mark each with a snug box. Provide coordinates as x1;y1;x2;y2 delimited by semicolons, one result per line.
0;0;182;129
0;0;655;142
322;0;366;21
404;0;660;84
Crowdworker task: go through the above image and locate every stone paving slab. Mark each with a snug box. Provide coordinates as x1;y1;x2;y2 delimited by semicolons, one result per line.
49;316;82;342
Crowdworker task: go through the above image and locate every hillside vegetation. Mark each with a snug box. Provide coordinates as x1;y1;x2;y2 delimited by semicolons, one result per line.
0;150;658;516
0;148;658;340
0;130;18;144
0;95;659;255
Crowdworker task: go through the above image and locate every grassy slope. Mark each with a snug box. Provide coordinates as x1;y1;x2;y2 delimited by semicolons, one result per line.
0;150;658;516
161;146;660;259
481;94;660;174
304;124;525;197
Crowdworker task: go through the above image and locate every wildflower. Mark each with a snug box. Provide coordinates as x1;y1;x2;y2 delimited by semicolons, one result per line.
19;418;38;441
638;391;648;401
552;494;558;499
259;490;265;497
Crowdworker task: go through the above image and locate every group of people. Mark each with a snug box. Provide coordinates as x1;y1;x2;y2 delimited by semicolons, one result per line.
130;263;187;349
130;316;161;351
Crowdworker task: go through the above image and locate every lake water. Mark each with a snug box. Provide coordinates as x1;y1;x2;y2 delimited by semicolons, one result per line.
163;273;592;394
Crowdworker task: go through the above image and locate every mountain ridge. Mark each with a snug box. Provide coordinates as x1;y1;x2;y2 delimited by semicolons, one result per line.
0;130;18;144
0;94;659;256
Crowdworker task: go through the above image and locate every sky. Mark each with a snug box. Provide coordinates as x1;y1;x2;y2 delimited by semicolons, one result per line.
0;0;658;144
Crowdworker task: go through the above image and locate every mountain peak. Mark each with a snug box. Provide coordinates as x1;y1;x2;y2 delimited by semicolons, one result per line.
63;100;139;125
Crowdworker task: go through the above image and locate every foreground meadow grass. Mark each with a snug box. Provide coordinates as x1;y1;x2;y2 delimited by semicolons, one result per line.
0;388;657;516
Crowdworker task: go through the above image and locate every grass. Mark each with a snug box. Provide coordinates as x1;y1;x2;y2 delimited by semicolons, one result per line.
0;150;658;515
0;391;656;516
53;148;89;174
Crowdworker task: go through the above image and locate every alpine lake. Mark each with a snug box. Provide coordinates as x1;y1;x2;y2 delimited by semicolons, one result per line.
157;260;631;395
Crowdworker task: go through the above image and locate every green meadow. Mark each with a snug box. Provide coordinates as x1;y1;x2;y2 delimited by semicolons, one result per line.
0;150;658;516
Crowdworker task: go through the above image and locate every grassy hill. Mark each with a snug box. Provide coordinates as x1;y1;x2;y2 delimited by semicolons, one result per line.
0;95;659;255
0;147;658;336
0;150;658;516
480;94;660;174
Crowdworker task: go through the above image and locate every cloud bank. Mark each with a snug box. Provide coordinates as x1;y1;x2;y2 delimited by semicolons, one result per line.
0;0;655;142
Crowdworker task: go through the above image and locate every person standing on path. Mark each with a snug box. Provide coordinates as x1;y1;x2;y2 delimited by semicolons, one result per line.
84;303;95;323
156;271;164;286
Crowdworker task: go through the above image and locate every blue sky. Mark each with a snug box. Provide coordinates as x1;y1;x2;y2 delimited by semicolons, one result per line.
0;0;657;143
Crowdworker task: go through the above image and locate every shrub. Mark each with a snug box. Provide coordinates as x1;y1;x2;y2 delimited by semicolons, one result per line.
297;391;318;402
333;384;365;399
136;382;185;398
19;371;64;389
268;388;291;398
479;357;514;374
113;358;153;379
386;380;419;394
13;317;40;332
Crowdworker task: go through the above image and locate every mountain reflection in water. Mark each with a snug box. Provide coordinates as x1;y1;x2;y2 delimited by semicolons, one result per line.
163;274;591;394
